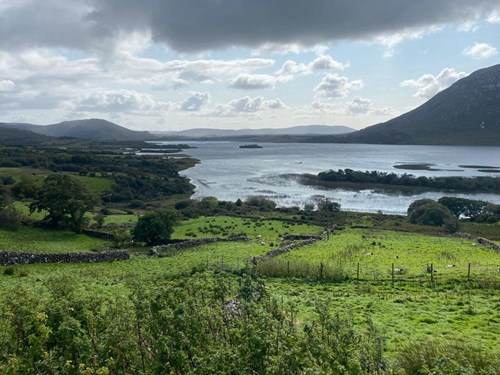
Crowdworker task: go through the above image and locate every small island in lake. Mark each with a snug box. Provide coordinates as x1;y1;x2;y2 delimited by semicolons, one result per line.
239;144;263;149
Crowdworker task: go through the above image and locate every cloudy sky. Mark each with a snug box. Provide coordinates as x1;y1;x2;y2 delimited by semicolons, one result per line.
1;0;499;131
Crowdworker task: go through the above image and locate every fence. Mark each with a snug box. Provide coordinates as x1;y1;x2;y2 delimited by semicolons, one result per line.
255;258;500;288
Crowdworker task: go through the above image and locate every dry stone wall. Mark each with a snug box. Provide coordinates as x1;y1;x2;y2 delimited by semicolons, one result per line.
0;250;130;266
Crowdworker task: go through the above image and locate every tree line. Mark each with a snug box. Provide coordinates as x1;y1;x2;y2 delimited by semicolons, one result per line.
317;169;500;193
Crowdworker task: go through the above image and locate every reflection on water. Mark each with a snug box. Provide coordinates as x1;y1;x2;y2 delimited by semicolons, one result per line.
161;141;500;215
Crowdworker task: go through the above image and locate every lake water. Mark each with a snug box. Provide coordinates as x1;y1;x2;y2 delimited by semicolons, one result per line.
159;141;500;215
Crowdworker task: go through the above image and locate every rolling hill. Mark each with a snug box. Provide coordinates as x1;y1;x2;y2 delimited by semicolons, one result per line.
0;119;153;141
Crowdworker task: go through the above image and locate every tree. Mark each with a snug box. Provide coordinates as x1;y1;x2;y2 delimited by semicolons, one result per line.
132;210;179;245
407;199;458;231
30;174;97;233
437;197;488;220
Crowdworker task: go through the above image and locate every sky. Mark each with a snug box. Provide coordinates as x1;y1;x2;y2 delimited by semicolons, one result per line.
0;0;499;132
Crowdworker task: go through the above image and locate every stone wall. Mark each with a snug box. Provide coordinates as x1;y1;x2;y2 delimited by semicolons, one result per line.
283;234;322;241
251;238;319;264
152;235;248;254
454;232;500;251
0;250;130;266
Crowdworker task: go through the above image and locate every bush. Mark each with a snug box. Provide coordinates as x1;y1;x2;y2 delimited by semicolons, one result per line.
0;205;23;230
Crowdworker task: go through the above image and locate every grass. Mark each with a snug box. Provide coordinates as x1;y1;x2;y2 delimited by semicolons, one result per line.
173;215;322;242
258;228;500;283
0;216;499;362
0;226;109;253
71;174;114;193
268;279;500;357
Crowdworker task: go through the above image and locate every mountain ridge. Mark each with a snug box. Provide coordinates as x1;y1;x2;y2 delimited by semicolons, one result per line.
337;64;500;145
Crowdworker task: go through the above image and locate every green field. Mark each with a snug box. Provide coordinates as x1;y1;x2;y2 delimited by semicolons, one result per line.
1;217;499;373
173;215;322;241
0;226;108;253
257;228;500;283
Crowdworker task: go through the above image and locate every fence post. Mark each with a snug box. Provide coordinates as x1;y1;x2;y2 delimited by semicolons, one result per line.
391;263;395;288
467;262;471;282
357;262;360;281
287;260;290;276
430;263;434;286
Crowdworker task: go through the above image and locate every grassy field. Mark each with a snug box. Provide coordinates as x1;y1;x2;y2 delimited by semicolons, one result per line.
1;216;499;365
173;215;322;241
0;226;108;253
268;279;500;355
257;228;500;283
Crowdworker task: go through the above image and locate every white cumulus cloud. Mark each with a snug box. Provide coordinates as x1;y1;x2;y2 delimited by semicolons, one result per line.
463;42;497;59
314;74;363;98
400;68;468;98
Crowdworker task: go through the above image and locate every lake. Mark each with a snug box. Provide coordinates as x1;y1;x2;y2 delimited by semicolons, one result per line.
158;141;500;215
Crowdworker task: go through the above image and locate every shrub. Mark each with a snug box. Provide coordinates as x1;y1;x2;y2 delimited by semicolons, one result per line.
0;205;23;230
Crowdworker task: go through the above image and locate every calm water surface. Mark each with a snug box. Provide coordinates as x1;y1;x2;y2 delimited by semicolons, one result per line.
160;142;500;214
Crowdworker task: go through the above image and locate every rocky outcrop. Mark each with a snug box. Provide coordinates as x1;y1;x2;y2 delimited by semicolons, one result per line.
0;250;130;266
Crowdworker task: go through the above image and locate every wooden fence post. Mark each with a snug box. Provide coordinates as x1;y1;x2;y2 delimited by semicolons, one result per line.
467;262;471;282
430;263;434;286
391;263;395;288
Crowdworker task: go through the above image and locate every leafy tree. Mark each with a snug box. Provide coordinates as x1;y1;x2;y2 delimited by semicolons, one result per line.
407;199;458;231
132;209;179;245
318;199;341;214
437;197;488;219
30;174;98;233
244;196;277;210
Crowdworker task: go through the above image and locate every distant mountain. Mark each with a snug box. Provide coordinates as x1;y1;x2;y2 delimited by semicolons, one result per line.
0;126;50;145
0;119;153;141
339;64;500;145
154;125;355;138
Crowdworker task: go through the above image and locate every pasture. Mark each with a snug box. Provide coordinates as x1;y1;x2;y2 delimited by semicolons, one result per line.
1;217;499;365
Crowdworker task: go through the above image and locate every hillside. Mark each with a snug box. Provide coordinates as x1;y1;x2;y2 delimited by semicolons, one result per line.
0;119;153;141
0;126;50;145
339;64;500;145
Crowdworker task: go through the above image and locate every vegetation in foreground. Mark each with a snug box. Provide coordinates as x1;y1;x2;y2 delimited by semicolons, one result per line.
0;139;499;374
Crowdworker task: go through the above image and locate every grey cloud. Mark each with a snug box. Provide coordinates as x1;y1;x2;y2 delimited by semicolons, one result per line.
0;79;15;92
229;74;276;90
2;0;499;52
211;96;287;116
78;89;170;112
180;92;210;111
